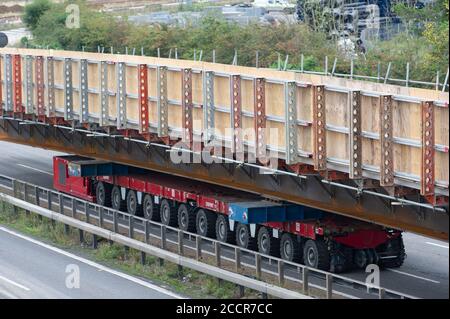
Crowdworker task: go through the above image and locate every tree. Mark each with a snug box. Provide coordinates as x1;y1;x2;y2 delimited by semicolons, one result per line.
23;0;52;30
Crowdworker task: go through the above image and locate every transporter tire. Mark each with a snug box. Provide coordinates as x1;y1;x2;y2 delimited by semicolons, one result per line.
143;194;160;221
178;204;196;233
257;227;280;257
160;199;178;227
380;236;406;269
303;239;330;271
111;186;126;212
196;209;216;238
280;233;302;263
235;223;258;251
96;181;112;207
126;190;142;216
215;214;235;244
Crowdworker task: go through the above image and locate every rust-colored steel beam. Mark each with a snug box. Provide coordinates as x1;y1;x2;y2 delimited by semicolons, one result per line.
380;95;394;187
0;119;447;241
138;64;149;134
35;56;46;119
231;74;242;155
421;101;435;203
12;55;23;114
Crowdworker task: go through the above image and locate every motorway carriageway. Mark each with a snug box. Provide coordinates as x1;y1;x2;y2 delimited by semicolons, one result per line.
0;141;448;299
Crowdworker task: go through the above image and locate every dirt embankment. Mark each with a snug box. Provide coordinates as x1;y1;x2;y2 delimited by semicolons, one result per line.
0;5;24;14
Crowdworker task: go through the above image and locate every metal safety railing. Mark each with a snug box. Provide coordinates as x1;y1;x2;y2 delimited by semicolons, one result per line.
0;174;418;299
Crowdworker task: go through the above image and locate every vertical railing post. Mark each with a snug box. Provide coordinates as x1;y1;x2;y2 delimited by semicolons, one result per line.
178;230;184;256
34;186;40;206
326;273;333;299
58;194;64;214
23;183;28;202
379;288;386;299
85;202;89;223
278;260;285;286
113;211;118;233
144;220;149;244
215;242;221;267
47;191;52;210
161;225;167;250
99;207;104;228
234;247;241;272
71;198;76;218
196;236;202;260
129;216;134;238
255;254;261;280
302;267;309;295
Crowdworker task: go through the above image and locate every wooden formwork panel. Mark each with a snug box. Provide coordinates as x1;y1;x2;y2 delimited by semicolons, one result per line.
0;48;448;197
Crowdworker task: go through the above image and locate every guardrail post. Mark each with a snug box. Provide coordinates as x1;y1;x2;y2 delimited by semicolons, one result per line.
278;260;285;286
326;273;333;299
47;190;52;211
34;186;40;206
178;230;184;256
302;267;309;295
140;252;146;265
71;198;76;218
64;224;70;235
144;220;149;244
85;202;90;224
58;194;64;214
129;216;134;238
79;229;84;244
215;242;221;267
99;208;104;228
196;236;202;260
92;234;98;249
161;225;167;250
255;254;261;280
379;288;386;299
12;179;17;197
23;183;28;202
235;247;241;272
113;211;118;233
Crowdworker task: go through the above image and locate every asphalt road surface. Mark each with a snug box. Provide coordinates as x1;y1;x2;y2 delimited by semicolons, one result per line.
0;141;448;299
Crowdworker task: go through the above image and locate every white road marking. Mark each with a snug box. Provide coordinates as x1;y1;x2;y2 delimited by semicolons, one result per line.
16;164;52;176
0;226;184;299
0;274;31;291
425;242;449;249
387;269;440;284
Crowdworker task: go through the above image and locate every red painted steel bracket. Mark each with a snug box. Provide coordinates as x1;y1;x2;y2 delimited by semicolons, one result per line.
138;64;149;134
35;56;46;120
182;68;193;147
421;101;435;201
313;85;326;171
349;91;362;179
254;77;267;160
12;54;23;114
380;95;394;187
231;74;242;154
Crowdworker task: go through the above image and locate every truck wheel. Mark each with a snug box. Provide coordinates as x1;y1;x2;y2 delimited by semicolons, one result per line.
143;194;159;221
160;199;178;227
353;249;368;269
126;190;142;216
379;236;406;269
280;233;302;263
303;239;330;271
215;214;235;244
111;186;126;211
96;182;112;207
257;227;280;257
235;223;257;251
178;204;195;232
196;209;216;238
